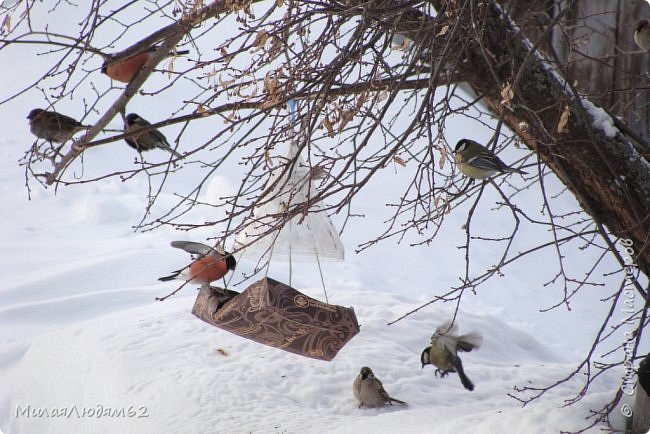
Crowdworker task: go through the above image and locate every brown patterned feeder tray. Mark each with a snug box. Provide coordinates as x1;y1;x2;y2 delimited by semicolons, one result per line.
192;277;360;361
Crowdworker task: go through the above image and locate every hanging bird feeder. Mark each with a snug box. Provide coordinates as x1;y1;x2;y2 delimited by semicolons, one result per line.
192;277;359;361
191;102;359;360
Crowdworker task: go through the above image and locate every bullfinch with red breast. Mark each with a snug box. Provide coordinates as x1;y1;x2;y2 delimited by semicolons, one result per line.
101;46;189;83
159;241;236;287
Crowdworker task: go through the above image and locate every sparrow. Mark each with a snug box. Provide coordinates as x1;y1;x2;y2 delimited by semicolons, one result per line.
159;241;236;287
634;19;650;51
27;108;91;143
124;113;182;157
101;46;190;83
352;366;407;408
420;321;482;391
453;138;527;179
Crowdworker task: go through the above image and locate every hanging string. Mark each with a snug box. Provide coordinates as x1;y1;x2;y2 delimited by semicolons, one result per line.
288;234;293;287
315;249;329;304
264;224;284;279
288;98;331;302
287;98;297;289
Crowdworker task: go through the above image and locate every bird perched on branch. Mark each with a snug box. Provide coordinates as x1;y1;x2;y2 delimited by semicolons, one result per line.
352;366;407;408
27;108;91;143
101;46;190;83
159;241;236;287
124;113;182;157
634;19;650;51
420;321;482;391
453;138;527;179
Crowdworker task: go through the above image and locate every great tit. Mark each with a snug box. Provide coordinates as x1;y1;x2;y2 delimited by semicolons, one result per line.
124;113;182;157
420;321;482;391
453;138;527;179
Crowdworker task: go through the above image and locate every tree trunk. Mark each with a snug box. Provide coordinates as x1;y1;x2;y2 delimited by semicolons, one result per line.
505;0;650;141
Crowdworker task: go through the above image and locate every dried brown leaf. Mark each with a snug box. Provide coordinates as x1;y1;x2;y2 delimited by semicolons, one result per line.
557;106;570;133
322;116;334;137
196;105;210;116
1;14;10;35
224;111;236;124
438;146;447;170
338;110;354;132
264;148;273;168
252;31;268;49
500;82;514;108
355;91;368;111
436;24;449;37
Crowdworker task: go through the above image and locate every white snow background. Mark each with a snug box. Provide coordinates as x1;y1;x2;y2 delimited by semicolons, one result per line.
0;2;647;433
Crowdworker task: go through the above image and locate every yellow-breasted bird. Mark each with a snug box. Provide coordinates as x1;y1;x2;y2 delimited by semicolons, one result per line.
420;321;483;391
453;138;526;179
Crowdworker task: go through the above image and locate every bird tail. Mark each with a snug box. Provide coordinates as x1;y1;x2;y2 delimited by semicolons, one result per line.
507;166;527;175
388;397;408;406
457;332;483;352
161;143;182;158
452;357;475;391
158;269;182;281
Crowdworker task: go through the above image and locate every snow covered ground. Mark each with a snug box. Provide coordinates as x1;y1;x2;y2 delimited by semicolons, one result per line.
1;3;647;434
0;129;640;434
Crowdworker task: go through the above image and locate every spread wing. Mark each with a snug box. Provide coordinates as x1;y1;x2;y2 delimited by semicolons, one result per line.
170;241;217;256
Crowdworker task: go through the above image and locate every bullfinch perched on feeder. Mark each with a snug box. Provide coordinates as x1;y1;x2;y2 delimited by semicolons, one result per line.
124;113;182;157
159;241;236;287
420;321;482;391
352;367;407;408
453;138;527;179
101;46;190;83
27;108;91;143
635;19;650;51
